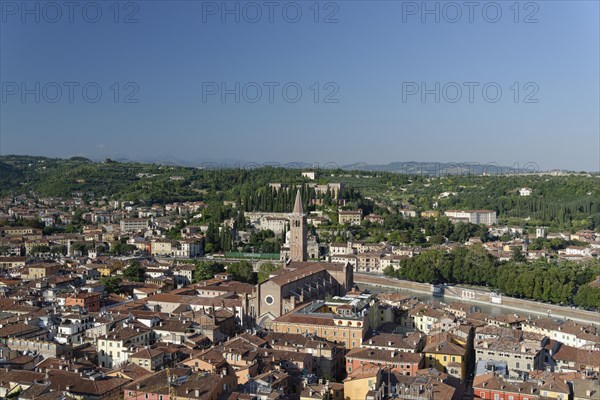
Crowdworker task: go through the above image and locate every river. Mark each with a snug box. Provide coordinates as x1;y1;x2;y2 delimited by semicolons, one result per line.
356;281;600;326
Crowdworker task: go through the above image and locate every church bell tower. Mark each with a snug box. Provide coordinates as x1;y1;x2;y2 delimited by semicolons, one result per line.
289;190;307;262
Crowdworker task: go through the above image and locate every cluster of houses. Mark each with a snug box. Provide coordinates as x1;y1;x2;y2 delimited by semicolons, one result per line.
0;196;206;260
322;227;600;275
0;183;598;400
0;255;598;400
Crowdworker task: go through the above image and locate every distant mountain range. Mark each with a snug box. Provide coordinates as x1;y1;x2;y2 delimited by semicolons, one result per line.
83;156;538;175
1;154;548;175
340;161;540;175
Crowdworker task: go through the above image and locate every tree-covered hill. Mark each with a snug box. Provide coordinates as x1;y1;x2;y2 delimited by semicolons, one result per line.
1;155;598;231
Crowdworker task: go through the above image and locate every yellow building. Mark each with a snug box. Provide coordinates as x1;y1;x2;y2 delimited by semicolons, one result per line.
343;365;382;400
539;376;572;399
421;210;440;218
271;301;368;349
2;226;40;236
368;301;394;330
151;239;174;256
23;263;61;280
129;348;166;371
97;264;121;277
422;333;467;380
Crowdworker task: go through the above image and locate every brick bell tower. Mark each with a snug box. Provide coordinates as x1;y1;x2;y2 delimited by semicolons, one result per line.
289;190;307;262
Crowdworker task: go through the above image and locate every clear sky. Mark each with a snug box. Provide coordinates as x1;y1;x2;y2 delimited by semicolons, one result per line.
1;0;599;171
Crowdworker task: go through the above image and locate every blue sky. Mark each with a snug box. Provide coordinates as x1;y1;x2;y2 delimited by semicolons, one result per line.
1;0;599;171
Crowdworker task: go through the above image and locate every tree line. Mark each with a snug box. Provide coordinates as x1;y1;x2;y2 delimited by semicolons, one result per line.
384;245;600;308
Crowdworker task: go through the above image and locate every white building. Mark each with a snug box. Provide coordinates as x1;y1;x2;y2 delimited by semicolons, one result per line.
380;255;404;271
329;242;353;256
328;254;357;269
120;218;149;233
519;187;533;196
565;246;592;257
97;326;152;368
445;210;497;225
399;209;417;218
55;314;94;345
302;171;316;180
173;239;204;258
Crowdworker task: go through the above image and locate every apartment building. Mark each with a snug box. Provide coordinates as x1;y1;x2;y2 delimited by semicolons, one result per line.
271;300;369;349
338;210;362;225
474;334;547;379
97;326;153;368
120;218;149;233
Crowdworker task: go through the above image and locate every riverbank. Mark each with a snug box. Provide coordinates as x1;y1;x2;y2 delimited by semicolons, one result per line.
355;273;600;326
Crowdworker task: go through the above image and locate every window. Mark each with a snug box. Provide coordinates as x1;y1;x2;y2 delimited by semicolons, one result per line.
494;395;499;400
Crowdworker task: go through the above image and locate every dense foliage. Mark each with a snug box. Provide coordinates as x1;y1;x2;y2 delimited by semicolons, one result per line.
122;261;146;282
99;276;122;294
573;285;600;309
385;246;600;308
227;261;258;284
337;172;600;231
193;261;226;282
